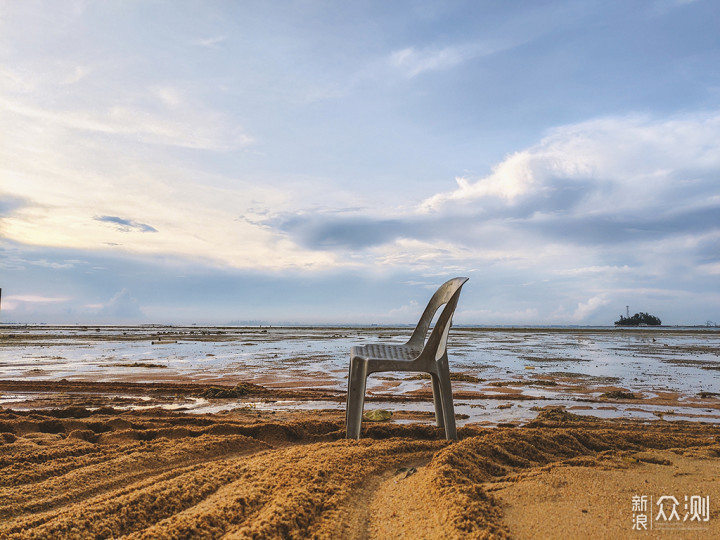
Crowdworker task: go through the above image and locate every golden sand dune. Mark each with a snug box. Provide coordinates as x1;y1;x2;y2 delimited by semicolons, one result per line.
1;403;719;539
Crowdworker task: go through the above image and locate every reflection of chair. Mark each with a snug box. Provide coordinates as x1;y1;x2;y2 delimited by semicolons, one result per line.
345;277;469;440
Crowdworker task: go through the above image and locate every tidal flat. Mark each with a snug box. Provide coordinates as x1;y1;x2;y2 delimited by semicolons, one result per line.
1;325;718;426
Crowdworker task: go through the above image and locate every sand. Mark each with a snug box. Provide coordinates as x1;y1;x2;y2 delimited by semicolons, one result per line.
1;393;719;539
490;449;720;539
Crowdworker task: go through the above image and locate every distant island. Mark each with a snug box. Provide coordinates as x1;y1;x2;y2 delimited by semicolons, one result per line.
614;312;662;326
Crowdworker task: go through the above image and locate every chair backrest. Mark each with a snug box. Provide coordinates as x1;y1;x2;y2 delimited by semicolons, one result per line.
406;277;468;356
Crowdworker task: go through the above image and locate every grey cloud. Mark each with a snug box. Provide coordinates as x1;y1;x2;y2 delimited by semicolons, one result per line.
694;235;720;264
531;204;720;246
94;215;158;233
277;215;409;249
276;177;650;253
0;195;29;216
277;212;488;250
276;193;719;258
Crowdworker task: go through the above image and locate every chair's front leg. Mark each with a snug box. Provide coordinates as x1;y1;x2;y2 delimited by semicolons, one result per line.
436;363;458;440
346;357;368;439
430;374;445;429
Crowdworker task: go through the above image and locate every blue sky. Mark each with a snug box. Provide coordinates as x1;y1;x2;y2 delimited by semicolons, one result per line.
1;0;719;325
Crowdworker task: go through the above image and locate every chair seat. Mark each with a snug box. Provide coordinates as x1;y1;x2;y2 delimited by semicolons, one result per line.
351;343;421;361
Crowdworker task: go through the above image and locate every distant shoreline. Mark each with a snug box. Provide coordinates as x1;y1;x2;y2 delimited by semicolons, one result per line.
1;322;719;331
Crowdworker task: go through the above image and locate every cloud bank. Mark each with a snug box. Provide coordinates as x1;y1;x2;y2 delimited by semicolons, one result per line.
280;112;720;270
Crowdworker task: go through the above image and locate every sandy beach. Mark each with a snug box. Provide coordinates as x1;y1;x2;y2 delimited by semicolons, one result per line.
1;326;719;538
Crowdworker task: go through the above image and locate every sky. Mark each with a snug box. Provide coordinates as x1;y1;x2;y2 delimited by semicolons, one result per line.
1;0;719;326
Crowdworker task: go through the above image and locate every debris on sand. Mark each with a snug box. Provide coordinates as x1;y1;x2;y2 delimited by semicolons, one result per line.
196;383;269;398
600;390;638;400
363;409;393;421
109;362;167;369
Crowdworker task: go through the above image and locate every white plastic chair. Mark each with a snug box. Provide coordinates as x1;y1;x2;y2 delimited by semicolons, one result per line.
345;277;468;440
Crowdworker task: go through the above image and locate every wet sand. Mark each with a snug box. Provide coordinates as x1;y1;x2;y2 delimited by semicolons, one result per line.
2;325;719;425
1;399;719;539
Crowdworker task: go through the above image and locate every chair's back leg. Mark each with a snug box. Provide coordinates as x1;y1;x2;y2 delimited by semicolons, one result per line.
430;374;445;429
346;357;368;439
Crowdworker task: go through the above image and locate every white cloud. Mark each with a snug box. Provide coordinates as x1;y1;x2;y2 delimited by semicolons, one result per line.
456;308;540;325
572;295;611;321
62;65;91;85
0;67;37;93
0;97;355;271
27;259;79;269
152;86;184;108
420;112;720;215
0;63;90;92
2;294;71;310
0;97;253;150
390;45;468;77
420;152;537;211
387;33;535;79
97;289;145;320
1;175;341;271
368;238;474;270
556;265;633;276
384;300;421;322
192;35;227;48
697;262;720;275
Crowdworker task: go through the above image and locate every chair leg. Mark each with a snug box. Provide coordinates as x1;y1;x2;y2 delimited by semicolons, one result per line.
346;357;367;439
436;366;457;440
430;374;445;429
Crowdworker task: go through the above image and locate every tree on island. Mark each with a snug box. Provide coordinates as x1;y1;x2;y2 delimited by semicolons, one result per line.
614;312;662;326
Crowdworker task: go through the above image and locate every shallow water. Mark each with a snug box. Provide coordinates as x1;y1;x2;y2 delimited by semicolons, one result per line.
1;325;719;425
